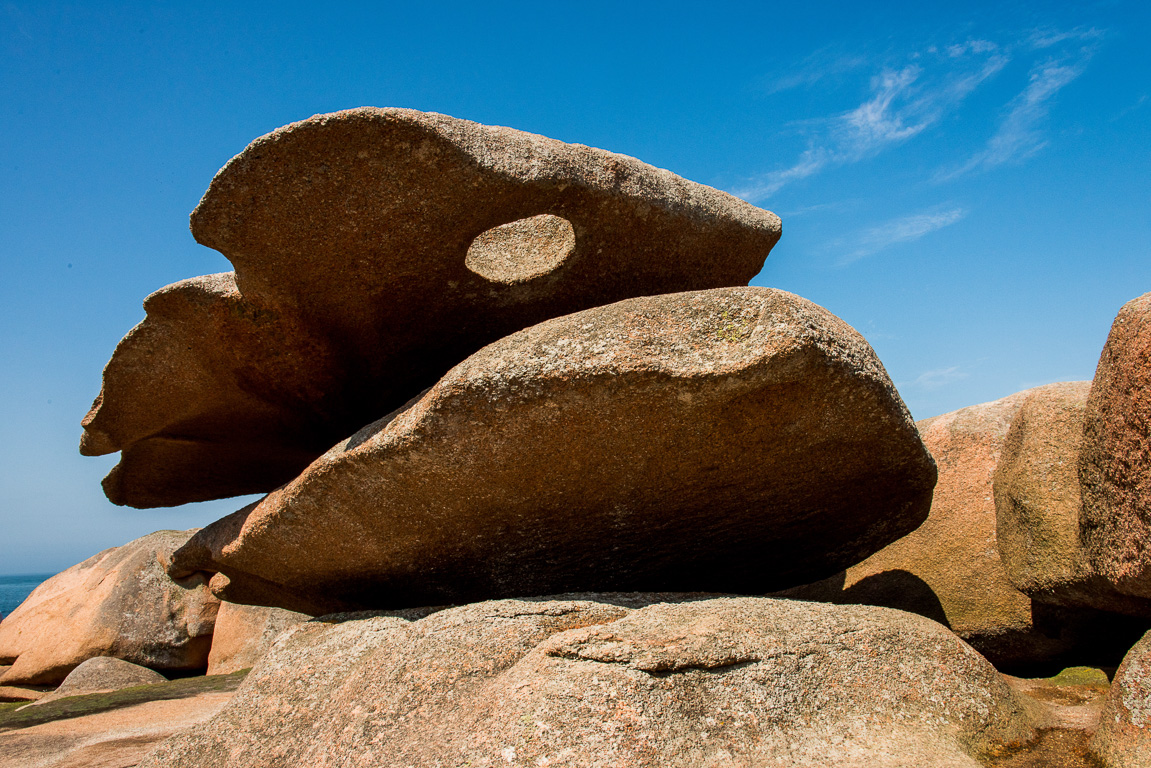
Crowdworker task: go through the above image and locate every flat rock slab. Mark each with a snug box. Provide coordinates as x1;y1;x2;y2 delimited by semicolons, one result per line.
775;389;1146;671
171;287;935;614
0;691;233;768
81;107;782;508
0;531;218;686
1080;291;1151;600
139;596;1034;768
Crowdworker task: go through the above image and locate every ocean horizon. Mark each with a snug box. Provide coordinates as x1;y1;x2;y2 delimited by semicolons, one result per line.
0;573;55;619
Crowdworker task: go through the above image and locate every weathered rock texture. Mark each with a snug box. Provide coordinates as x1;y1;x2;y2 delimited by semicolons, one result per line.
994;382;1150;616
206;602;310;676
38;657;167;704
139;596;1034;768
1080;291;1151;600
775;390;1144;670
169;287;936;614
1092;629;1151;767
0;531;218;686
80;107;783;508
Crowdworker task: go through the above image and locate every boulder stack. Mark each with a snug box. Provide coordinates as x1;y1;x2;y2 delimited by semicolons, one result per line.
80;108;782;508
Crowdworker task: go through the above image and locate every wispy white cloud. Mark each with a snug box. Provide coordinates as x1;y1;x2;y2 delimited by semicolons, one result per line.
900;365;970;390
759;46;869;95
838;207;966;265
737;25;1105;202
938;27;1103;180
735;43;1008;202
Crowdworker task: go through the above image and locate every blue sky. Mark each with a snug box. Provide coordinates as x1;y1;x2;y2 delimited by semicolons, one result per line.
1;1;1147;574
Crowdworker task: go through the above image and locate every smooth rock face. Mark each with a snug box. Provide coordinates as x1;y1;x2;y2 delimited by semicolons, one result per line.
138;597;1034;768
169;287;936;614
1080;292;1151;599
994;382;1150;616
0;531;218;686
1092;629;1151;767
776;390;1142;670
206;602;311;676
81;107;782;508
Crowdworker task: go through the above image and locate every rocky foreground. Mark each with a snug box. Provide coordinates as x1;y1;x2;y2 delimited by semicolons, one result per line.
2;109;1149;766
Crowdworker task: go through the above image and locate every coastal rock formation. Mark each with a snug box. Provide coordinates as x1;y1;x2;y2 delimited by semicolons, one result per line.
994;382;1150;616
0;531;218;686
1080;291;1151;600
139;596;1034;768
169;287;936;614
206;603;311;676
775;390;1143;670
1092;629;1151;767
80;107;782;508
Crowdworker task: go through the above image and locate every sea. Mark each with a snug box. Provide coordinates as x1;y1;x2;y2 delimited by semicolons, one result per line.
0;574;54;620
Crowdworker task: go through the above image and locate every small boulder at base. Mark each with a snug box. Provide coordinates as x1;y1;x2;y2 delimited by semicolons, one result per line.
1080;291;1151;600
138;596;1035;768
0;530;218;686
81;107;782;508
775;390;1144;670
206;602;311;675
35;656;167;705
994;381;1151;616
1091;629;1151;768
170;287;936;614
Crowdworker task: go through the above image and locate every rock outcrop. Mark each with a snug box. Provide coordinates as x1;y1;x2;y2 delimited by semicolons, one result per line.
994;382;1150;616
0;531;218;686
1080;291;1151;601
775;390;1144;670
80;107;783;508
206;603;311;676
1092;629;1151;767
169;287;936;614
139;596;1034;768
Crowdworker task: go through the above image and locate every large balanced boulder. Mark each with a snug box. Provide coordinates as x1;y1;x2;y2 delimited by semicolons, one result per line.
775;390;1143;670
1080;291;1151;600
0;531;218;685
206;602;311;676
994;382;1151;616
169;287;936;614
1092;628;1151;767
139;596;1035;768
80;107;783;508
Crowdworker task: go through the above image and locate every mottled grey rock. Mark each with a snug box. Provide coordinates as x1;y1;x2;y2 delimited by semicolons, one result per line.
81;107;782;508
36;656;167;704
139;596;1035;768
170;287;935;614
0;531;218;686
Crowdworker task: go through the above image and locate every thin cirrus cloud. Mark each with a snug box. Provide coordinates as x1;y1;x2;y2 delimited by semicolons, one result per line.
736;26;1104;203
939;52;1096;180
838;207;966;265
899;365;970;391
734;42;1008;202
